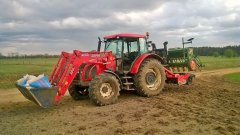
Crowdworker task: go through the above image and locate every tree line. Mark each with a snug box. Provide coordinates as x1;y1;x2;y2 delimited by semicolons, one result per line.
193;45;240;57
0;53;59;59
0;45;239;58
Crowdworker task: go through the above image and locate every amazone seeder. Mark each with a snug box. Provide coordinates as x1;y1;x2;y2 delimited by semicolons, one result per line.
17;33;195;108
154;42;204;72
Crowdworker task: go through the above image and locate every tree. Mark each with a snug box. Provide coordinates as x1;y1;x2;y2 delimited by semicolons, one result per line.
233;51;238;57
224;49;234;58
212;52;220;57
0;52;4;58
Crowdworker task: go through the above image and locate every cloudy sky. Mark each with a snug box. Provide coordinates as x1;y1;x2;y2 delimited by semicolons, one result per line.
0;0;239;55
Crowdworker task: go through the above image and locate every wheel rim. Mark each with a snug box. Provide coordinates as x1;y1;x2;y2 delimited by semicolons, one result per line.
145;69;161;90
100;83;113;99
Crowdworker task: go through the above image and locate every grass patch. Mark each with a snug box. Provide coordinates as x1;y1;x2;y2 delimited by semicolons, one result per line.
200;56;240;70
0;58;57;89
224;72;240;83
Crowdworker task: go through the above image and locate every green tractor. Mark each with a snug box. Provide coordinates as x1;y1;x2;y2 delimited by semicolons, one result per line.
154;38;204;72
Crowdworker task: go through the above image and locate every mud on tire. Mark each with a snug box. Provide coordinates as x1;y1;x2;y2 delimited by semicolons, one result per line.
134;58;166;97
89;73;120;106
68;85;88;100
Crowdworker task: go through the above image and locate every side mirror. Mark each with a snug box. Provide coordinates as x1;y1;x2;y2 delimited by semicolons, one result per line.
147;41;152;44
147;41;153;50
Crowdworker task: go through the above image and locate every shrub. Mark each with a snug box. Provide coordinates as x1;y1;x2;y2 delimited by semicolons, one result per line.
224;49;235;58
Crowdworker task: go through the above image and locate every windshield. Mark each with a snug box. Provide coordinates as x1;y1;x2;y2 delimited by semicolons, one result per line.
105;39;122;58
104;37;147;58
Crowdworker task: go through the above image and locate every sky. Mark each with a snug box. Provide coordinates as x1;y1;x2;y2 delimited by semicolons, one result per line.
0;0;239;55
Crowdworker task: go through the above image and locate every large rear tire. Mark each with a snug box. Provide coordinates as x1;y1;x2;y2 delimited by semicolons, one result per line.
89;73;120;106
188;59;197;71
68;85;88;100
134;58;166;97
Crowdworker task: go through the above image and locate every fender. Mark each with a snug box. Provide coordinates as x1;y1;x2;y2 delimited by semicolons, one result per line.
131;53;164;74
104;70;123;89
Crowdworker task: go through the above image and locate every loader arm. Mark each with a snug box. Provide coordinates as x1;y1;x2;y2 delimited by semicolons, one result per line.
49;51;79;102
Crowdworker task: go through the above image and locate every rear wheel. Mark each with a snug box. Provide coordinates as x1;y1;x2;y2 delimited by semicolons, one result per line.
186;75;195;85
188;59;197;71
134;59;166;97
89;73;120;106
68;85;88;100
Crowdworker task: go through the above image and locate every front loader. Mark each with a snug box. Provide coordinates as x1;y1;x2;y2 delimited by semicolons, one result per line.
17;33;195;108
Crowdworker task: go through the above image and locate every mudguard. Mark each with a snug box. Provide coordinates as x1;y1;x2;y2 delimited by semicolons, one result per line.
130;53;164;74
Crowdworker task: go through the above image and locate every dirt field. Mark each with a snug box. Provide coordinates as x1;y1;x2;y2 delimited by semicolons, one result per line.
0;68;239;135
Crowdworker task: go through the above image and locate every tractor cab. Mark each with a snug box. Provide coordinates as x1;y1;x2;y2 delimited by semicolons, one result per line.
102;33;150;72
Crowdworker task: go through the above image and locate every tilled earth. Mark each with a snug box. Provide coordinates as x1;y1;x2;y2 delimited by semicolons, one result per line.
0;68;239;135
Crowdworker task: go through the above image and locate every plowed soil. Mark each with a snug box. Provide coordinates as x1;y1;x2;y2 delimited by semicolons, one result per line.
0;68;240;135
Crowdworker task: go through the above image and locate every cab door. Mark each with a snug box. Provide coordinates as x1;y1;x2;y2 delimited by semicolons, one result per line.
122;38;140;71
105;39;123;71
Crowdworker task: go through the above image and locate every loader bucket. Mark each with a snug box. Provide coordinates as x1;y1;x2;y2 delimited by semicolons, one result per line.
16;84;58;108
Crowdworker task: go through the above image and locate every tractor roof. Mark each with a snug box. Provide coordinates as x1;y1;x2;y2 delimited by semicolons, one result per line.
104;33;146;39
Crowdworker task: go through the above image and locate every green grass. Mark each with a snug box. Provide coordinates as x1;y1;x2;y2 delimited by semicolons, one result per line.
224;72;240;84
0;58;57;89
0;56;240;89
199;56;240;70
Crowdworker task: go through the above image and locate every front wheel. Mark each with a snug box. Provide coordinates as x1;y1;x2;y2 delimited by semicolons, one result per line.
134;58;166;97
88;73;120;106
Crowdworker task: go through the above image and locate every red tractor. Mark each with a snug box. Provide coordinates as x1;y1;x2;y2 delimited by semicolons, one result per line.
17;33;194;108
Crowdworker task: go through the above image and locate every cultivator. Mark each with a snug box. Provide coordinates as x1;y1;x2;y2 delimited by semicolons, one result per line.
16;32;197;108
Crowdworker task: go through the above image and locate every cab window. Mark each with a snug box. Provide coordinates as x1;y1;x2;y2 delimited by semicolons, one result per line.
139;38;147;53
105;39;122;58
128;40;138;53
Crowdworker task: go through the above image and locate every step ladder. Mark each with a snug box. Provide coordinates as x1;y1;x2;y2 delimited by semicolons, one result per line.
122;76;135;90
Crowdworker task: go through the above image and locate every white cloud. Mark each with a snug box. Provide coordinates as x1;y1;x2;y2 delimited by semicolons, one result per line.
6;22;16;29
62;17;81;27
12;1;32;17
225;0;240;11
49;17;106;29
49;20;61;28
114;11;150;26
0;46;17;55
0;22;17;29
0;0;240;55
